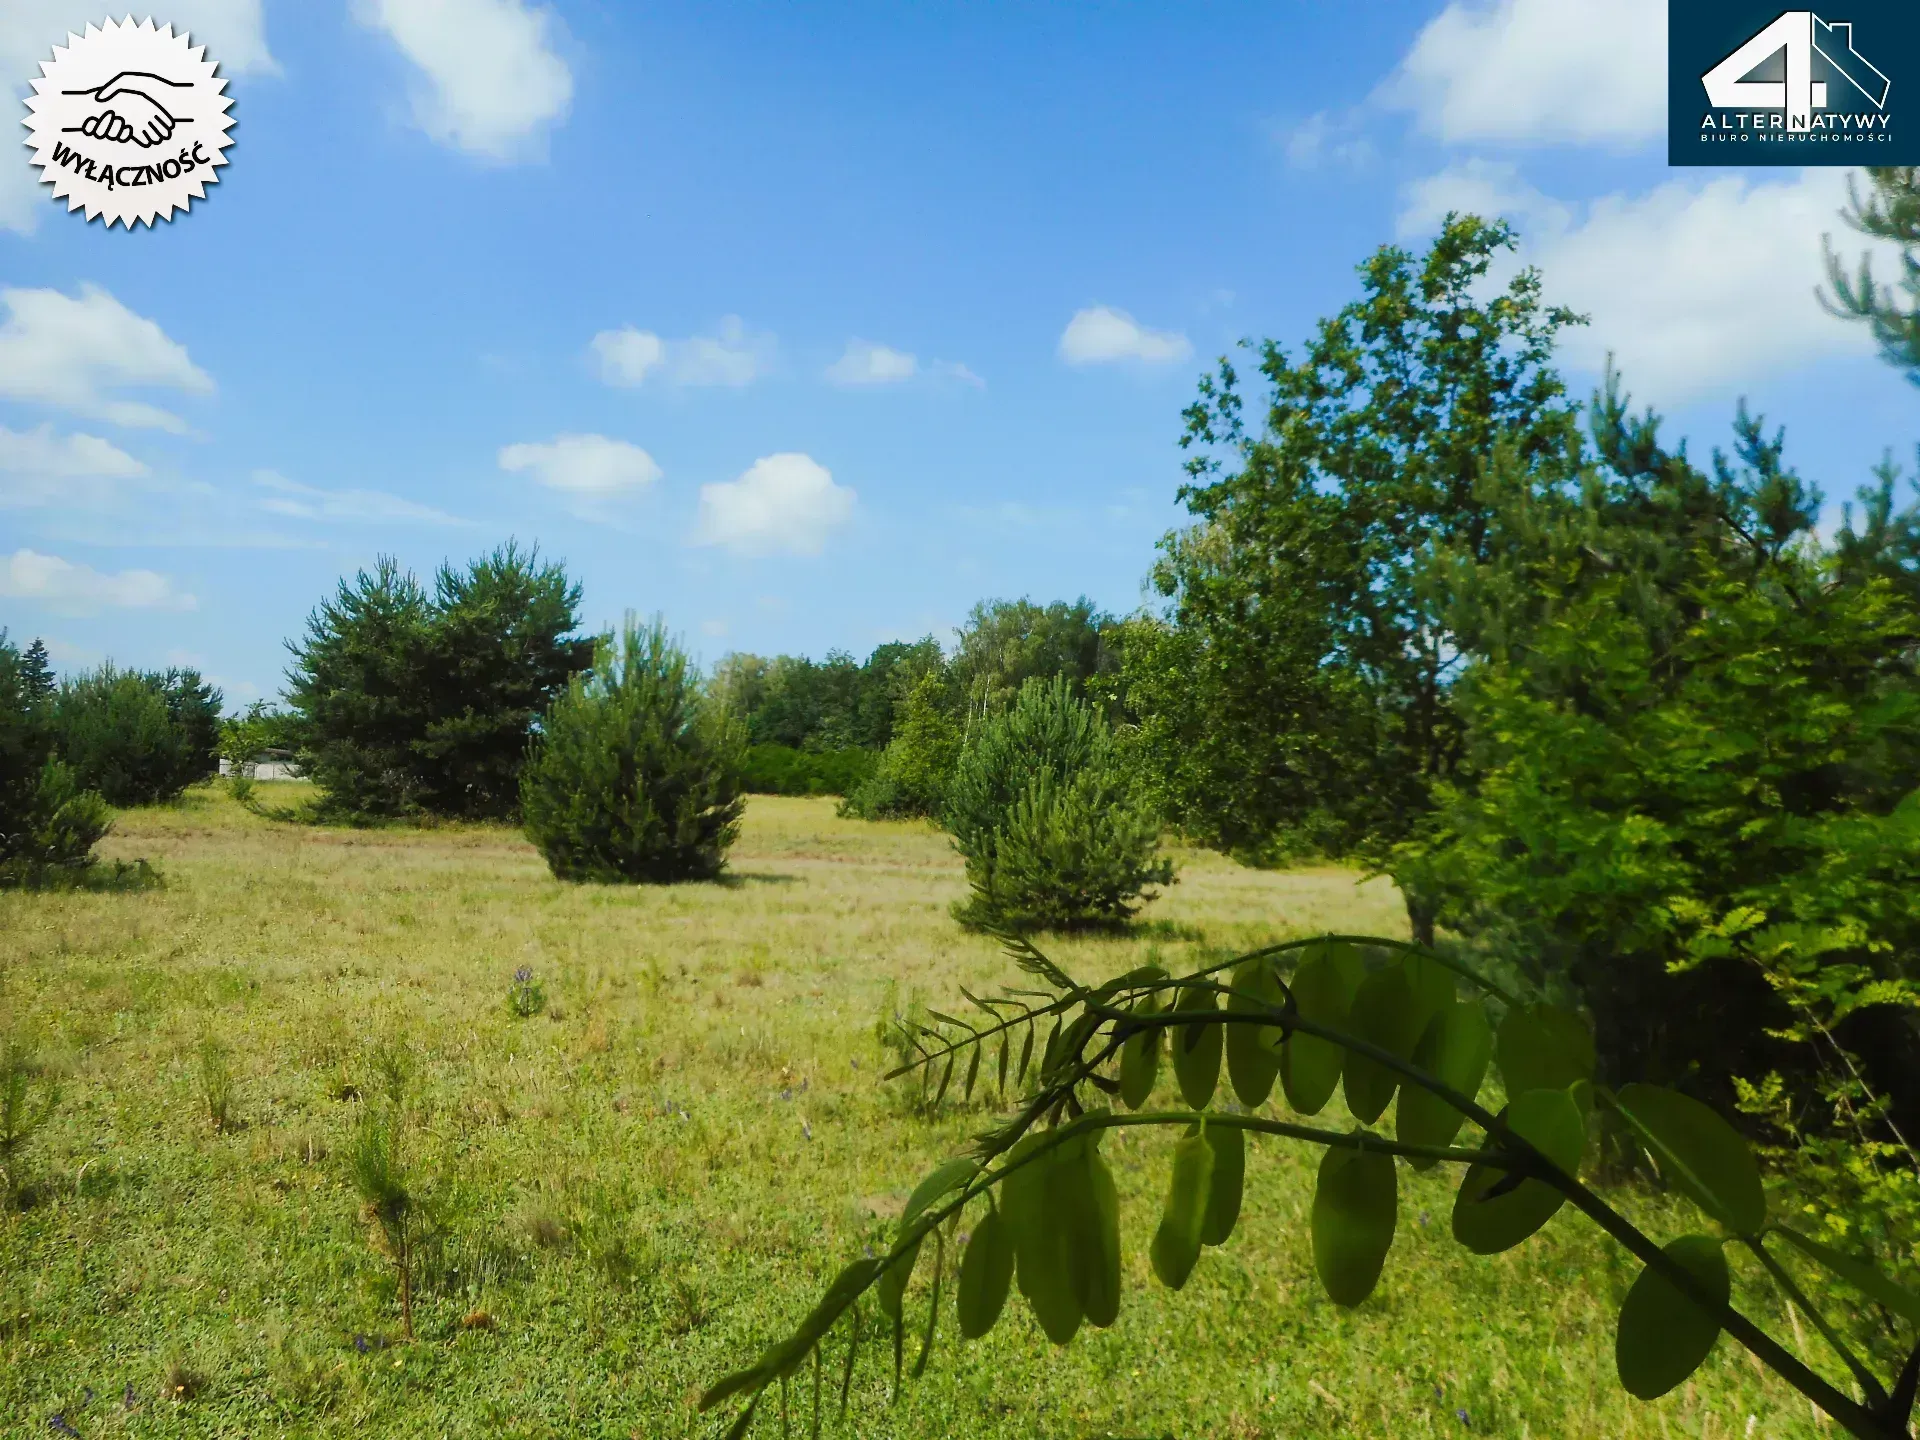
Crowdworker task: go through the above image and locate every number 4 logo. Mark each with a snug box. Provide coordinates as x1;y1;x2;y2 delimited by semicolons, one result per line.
1701;10;1890;131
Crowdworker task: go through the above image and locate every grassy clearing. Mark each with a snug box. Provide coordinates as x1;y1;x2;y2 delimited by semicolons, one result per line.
0;787;1848;1438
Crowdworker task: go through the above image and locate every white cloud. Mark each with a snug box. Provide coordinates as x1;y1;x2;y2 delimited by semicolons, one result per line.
252;470;467;525
0;548;195;612
0;425;147;480
826;339;917;387
591;327;666;386
499;434;663;496
590;317;776;388
1058;306;1192;366
1383;0;1666;147
1396;164;1892;403
693;453;856;558
1395;157;1571;239
1282;110;1377;169
0;1;275;232
699;618;729;638
932;360;986;388
0;423;149;508
0;285;213;431
355;0;572;161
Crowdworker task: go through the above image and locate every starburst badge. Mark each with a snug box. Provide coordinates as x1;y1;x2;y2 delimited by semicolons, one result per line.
23;18;236;229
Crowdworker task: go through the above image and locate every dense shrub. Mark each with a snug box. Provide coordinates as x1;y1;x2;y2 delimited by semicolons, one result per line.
739;744;874;797
0;634;109;883
53;664;221;806
946;676;1170;931
1401;388;1920;1140
838;672;962;820
286;544;593;822
521;618;747;883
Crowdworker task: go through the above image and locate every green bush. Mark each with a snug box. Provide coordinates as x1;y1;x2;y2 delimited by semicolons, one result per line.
945;676;1171;931
53;664;221;806
521;618;747;883
1400;392;1920;1134
839;672;962;820
739;744;875;797
0;634;110;885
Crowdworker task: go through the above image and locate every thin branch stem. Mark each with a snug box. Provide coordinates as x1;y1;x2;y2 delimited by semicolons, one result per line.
1745;1233;1888;1409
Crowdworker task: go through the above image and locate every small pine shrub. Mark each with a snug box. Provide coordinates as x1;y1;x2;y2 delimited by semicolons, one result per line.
1;762;112;886
521;617;746;884
946;676;1172;932
197;1037;236;1133
349;1035;426;1340
505;966;547;1019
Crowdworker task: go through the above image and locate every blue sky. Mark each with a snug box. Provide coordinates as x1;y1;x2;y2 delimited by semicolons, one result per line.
0;0;1914;707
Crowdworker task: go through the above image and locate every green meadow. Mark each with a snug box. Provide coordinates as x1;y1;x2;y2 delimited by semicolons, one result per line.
1;787;1845;1438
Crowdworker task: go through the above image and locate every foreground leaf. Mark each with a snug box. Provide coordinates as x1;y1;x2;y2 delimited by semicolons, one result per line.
1311;1134;1397;1306
1452;1087;1585;1254
1172;985;1223;1109
1396;996;1493;1167
1280;943;1361;1116
1118;991;1162;1111
956;1206;1014;1339
1225;959;1284;1106
1150;1127;1213;1290
1343;962;1430;1125
1002;1134;1081;1344
1610;1084;1765;1236
1616;1234;1729;1399
700;1257;883;1409
1199;1120;1244;1246
1073;1133;1123;1328
1496;1003;1595;1096
878;1157;978;1318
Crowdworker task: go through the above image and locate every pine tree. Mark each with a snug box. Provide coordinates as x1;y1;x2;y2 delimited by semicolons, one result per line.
21;639;53;706
1823;166;1920;384
520;618;747;883
285;545;591;821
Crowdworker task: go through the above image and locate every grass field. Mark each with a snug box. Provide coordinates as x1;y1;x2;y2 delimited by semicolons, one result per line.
0;786;1854;1439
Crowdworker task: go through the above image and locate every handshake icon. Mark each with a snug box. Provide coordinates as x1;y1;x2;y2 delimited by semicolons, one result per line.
61;70;192;149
